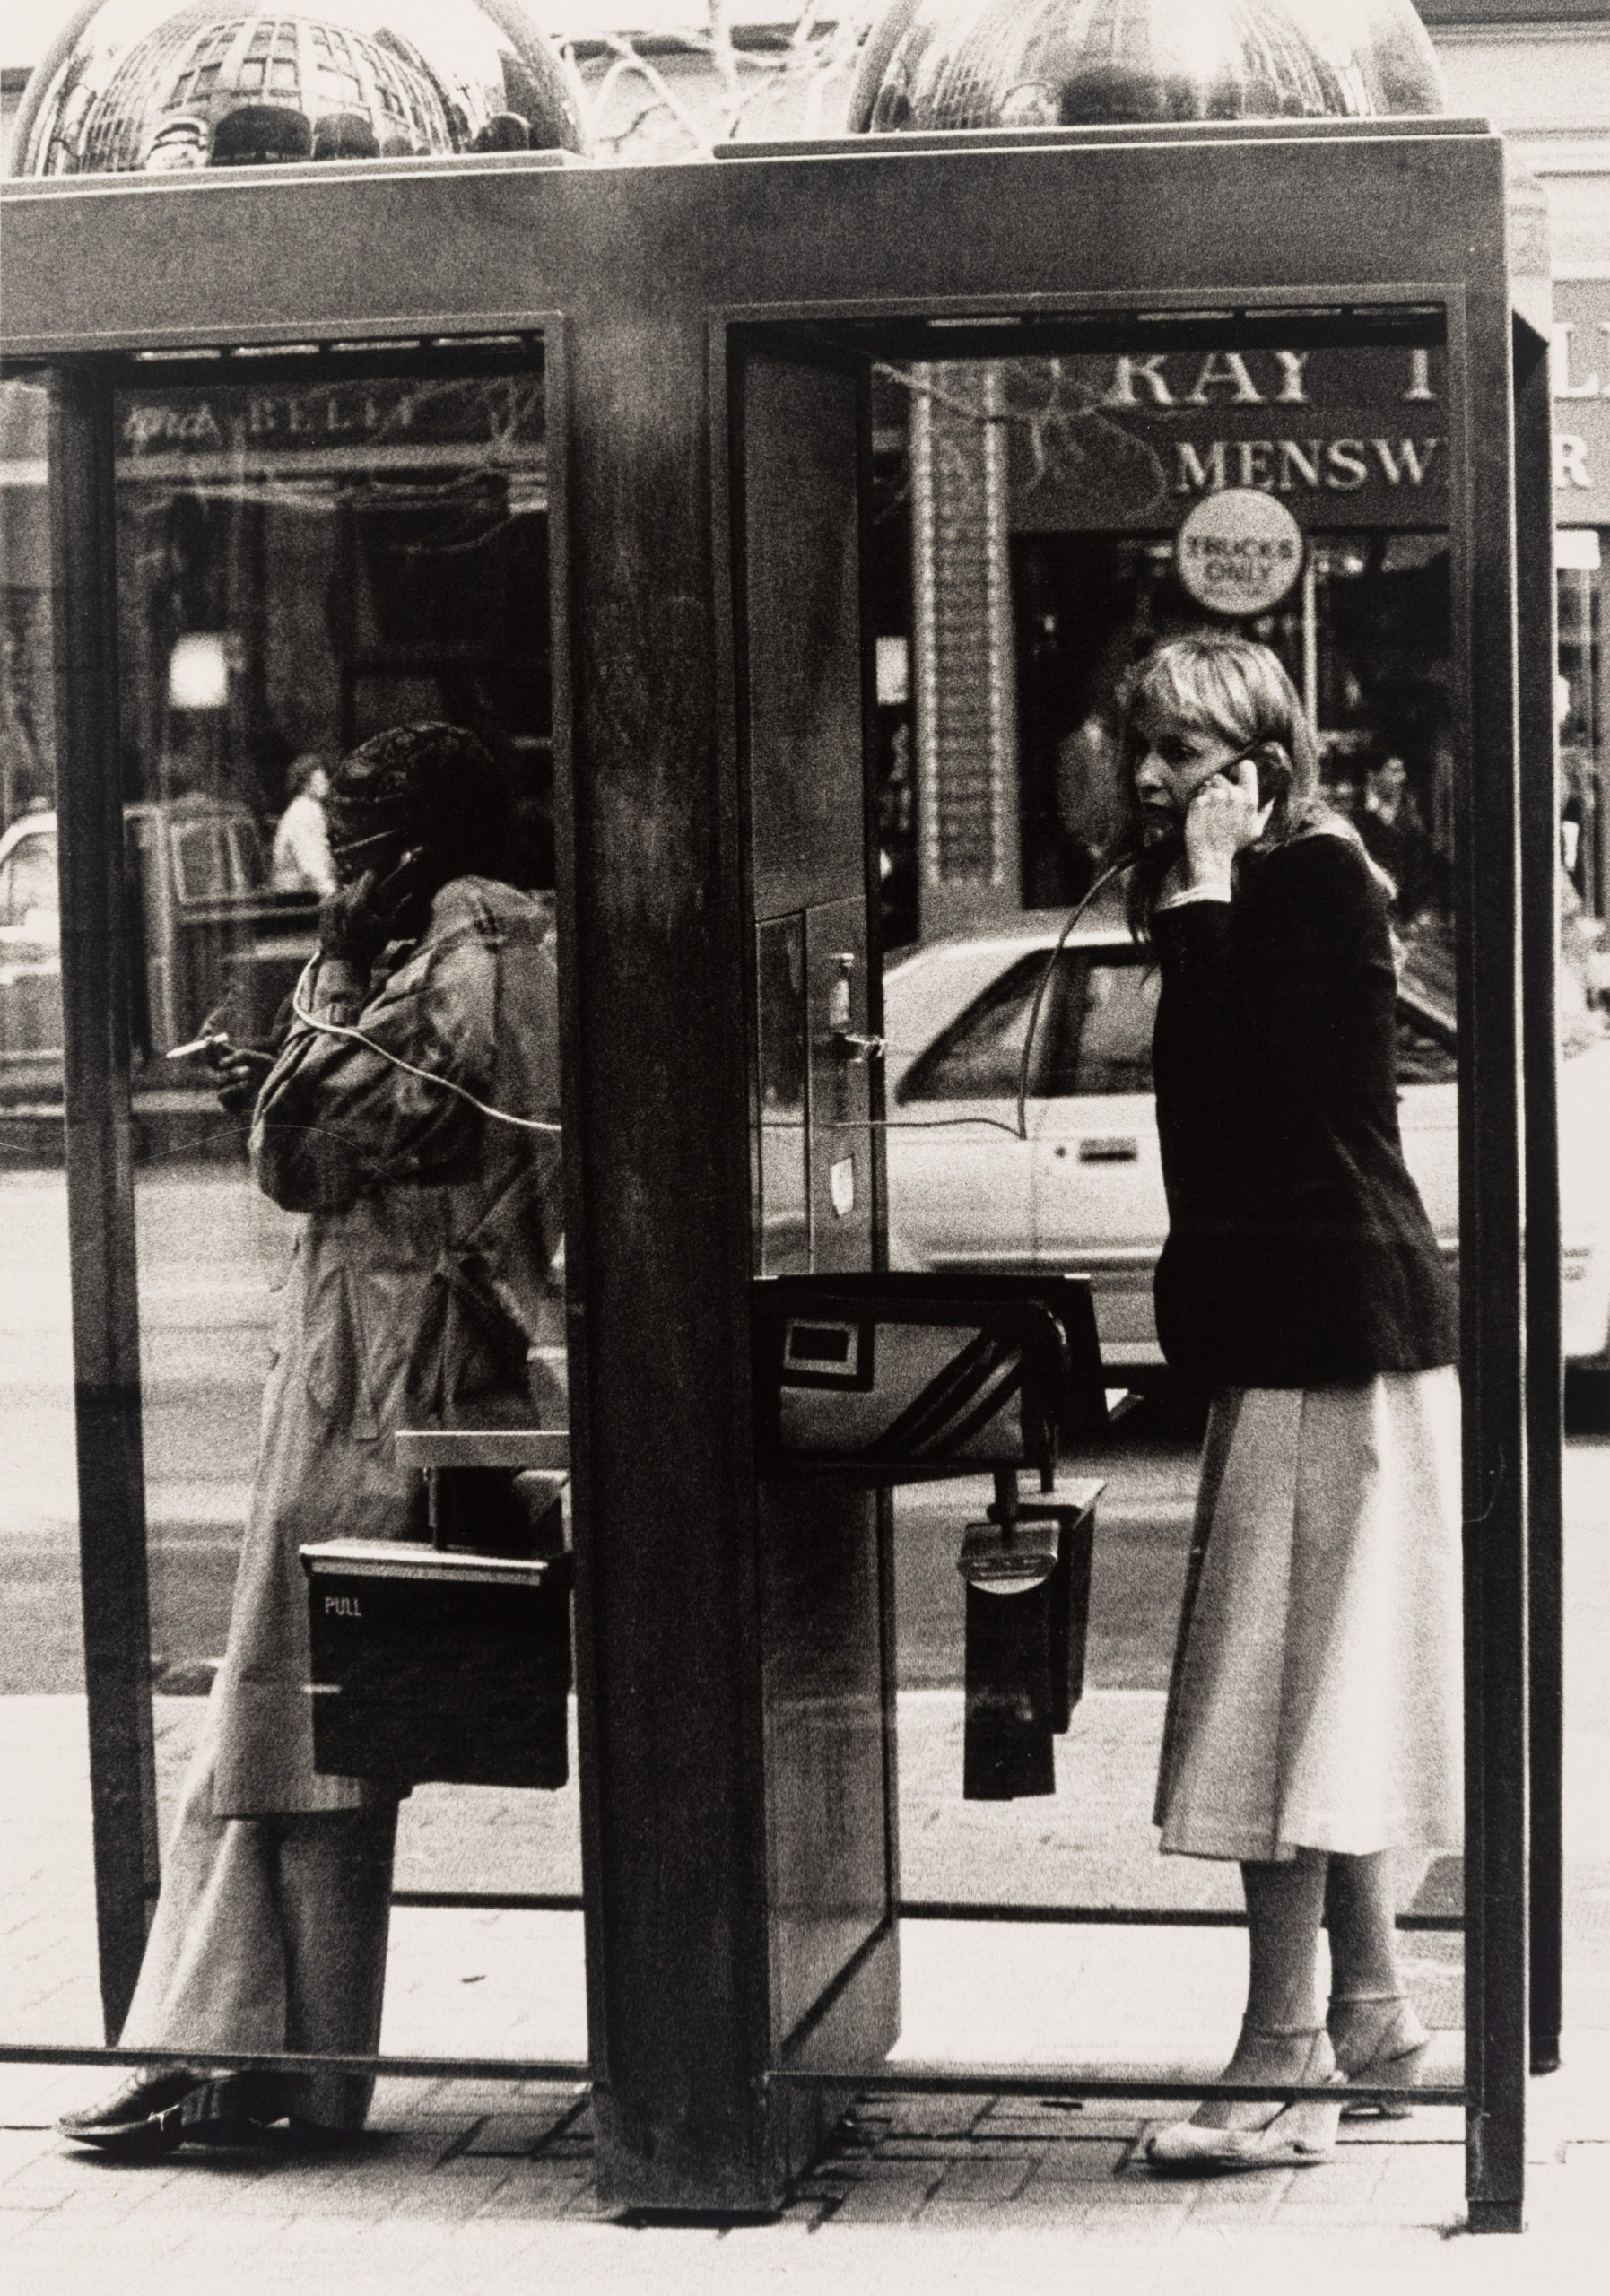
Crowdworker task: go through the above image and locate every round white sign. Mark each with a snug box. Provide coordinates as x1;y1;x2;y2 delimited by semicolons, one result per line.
1175;488;1305;616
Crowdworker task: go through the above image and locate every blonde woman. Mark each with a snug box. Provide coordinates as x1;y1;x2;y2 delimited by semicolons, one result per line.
1124;635;1461;2172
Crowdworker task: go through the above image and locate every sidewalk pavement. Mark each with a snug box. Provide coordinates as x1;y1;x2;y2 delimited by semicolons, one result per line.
4;1674;1606;2296
2;2030;1606;2296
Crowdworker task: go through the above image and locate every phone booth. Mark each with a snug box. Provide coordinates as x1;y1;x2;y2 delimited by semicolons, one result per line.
0;30;1561;2239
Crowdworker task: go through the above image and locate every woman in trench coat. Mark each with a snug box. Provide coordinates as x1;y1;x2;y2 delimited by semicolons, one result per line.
60;724;563;2153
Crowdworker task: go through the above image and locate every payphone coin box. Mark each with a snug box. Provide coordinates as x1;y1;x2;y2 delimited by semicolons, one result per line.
958;1489;1099;1802
300;1541;572;1791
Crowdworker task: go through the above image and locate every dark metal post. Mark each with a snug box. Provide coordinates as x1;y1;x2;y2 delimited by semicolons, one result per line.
47;362;159;2039
1513;317;1563;2078
1458;274;1530;2232
566;306;776;2208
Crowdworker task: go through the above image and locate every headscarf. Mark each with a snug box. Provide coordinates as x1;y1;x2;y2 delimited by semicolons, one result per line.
326;723;512;887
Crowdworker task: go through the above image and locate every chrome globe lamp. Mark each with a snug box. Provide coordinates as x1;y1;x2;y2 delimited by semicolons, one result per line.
8;0;587;176
849;0;1445;134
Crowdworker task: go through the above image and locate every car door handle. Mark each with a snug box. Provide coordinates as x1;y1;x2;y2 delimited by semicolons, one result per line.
1074;1137;1139;1163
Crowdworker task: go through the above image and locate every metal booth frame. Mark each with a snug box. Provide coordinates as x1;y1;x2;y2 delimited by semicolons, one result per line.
0;117;1562;2233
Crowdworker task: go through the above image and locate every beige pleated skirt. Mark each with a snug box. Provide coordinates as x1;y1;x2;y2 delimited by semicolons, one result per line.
1153;1369;1463;1863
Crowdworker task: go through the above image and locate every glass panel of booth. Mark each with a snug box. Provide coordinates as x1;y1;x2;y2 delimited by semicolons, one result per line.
839;316;1471;2069
1558;526;1606;972
0;376;106;2070
97;355;581;2066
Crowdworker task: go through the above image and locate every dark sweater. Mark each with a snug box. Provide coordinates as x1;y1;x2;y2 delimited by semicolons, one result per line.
1150;831;1458;1391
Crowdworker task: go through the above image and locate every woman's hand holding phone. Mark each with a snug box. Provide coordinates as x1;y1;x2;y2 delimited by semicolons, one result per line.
1183;755;1271;895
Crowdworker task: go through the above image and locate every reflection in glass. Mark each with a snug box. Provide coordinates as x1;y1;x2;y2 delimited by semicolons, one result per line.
112;367;550;1072
756;915;810;1275
108;363;579;2069
0;390;106;2050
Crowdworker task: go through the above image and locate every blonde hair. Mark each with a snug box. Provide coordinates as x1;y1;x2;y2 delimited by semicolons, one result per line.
1118;633;1336;935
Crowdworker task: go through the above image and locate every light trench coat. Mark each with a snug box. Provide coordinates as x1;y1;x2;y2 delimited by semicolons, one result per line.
211;874;563;1816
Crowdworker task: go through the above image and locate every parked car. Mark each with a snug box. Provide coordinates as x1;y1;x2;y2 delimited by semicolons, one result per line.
883;905;1610;1377
0;800;317;1098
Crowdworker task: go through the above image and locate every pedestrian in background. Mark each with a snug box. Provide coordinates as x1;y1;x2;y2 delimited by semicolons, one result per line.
1353;746;1432;926
271;751;338;895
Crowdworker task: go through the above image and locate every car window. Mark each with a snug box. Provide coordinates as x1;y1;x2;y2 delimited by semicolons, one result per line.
1394;923;1458;1086
1398;917;1456;1020
0;835;58;928
228;818;267;893
1041;950;1159;1096
899;941;1459;1104
172;821;228;903
897;952;1059;1101
1394;999;1458;1086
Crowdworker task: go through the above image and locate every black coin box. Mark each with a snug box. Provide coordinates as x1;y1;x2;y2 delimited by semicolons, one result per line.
301;1538;573;1791
959;1486;1099;1802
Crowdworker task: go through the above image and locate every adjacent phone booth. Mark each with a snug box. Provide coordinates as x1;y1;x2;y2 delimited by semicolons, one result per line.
0;110;1559;2233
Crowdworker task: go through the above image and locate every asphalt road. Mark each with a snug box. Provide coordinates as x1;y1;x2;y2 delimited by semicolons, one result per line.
0;1161;1203;1696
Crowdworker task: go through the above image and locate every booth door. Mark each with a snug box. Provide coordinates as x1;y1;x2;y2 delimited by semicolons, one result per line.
48;348;579;2063
737;346;900;2107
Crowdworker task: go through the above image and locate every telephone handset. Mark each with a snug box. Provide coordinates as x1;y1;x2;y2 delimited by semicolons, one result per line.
1216;741;1290;813
1137;744;1288;871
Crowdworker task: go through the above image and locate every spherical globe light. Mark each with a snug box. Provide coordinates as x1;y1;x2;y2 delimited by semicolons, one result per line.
9;0;587;178
849;0;1444;135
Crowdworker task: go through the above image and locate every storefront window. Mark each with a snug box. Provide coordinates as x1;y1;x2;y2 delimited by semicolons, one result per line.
1005;343;1453;945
